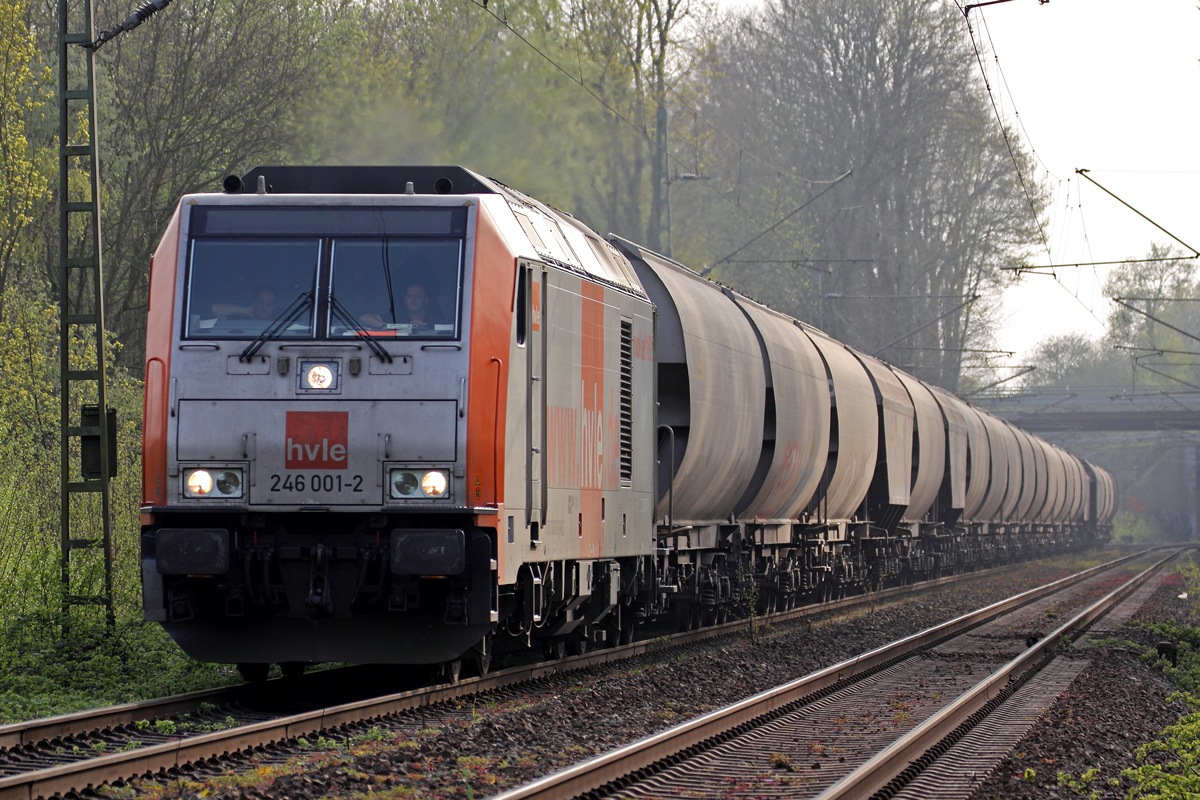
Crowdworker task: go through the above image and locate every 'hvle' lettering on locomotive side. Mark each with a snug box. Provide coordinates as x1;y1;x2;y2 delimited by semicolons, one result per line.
285;411;349;469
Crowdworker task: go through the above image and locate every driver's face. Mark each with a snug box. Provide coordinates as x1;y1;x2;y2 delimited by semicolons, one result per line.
405;285;429;313
251;290;277;319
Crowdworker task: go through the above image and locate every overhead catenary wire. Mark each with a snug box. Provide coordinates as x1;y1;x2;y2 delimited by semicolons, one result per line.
1118;297;1200;302
614;32;840;187
976;11;1057;180
956;1;1052;261
1111;297;1200;345
702;170;852;274
956;2;1117;336
870;295;980;357
1138;364;1200;393
1008;171;1199;274
960;365;1037;396
1115;345;1200;356
724;260;832;274
824;293;974;299
960;3;1200;343
891;346;1015;355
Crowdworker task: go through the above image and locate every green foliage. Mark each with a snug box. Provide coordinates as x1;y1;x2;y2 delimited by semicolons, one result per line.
1056;767;1118;799
1123;696;1200;799
0;616;237;722
0;0;51;297
1127;623;1200;695
1112;509;1171;545
1026;333;1126;390
1112;605;1200;797
0;287;144;621
0;288;237;722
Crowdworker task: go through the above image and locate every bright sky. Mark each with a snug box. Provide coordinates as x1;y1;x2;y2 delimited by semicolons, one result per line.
715;0;1200;364
978;0;1200;361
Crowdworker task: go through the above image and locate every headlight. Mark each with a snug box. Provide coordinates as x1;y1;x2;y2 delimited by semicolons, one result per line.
215;469;242;496
391;470;420;498
185;469;212;497
421;470;448;497
306;364;334;389
184;467;243;499
390;468;450;499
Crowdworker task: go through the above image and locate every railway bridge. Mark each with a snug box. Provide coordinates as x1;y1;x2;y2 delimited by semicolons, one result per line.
974;386;1200;540
973;386;1200;432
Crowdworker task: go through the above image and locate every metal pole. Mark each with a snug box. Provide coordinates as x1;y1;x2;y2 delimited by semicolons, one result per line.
59;0;115;630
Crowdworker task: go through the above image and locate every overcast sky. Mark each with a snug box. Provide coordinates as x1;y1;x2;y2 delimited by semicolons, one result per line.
715;0;1200;365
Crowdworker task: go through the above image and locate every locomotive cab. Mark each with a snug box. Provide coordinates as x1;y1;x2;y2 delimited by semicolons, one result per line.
141;169;501;666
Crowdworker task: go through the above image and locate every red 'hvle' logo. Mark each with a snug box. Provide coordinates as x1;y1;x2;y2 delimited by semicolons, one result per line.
285;411;348;469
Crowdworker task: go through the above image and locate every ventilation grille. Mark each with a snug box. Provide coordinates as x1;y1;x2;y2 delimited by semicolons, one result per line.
619;319;634;484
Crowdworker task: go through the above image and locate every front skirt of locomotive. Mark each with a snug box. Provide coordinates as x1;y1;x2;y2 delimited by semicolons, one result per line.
142;515;494;665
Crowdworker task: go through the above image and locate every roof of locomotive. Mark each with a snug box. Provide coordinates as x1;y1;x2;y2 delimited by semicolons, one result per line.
239;165;501;195
235;166;648;299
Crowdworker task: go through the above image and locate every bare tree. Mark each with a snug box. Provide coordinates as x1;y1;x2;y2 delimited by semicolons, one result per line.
20;0;330;364
695;0;1046;390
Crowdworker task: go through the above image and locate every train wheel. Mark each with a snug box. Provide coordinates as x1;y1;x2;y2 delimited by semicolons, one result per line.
620;608;637;645
569;636;589;657
675;602;695;632
442;659;463;684
470;635;492;677
237;663;270;684
544;640;566;661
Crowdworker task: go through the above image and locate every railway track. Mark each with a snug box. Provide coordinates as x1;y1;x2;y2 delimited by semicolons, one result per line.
486;548;1181;800
0;550;1156;800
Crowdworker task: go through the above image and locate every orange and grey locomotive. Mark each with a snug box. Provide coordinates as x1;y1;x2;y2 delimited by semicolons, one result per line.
140;166;1115;678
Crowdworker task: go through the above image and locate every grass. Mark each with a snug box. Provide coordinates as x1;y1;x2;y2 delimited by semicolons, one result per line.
0;614;237;722
0;291;241;723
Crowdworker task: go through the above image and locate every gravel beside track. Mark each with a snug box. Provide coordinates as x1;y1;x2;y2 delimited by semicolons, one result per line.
968;566;1192;800
94;552;1152;800
587;556;1159;800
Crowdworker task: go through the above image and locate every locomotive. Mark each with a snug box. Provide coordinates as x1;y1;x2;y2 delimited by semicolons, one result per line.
139;166;1115;680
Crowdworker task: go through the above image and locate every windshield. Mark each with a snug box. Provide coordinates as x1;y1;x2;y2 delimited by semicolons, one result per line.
185;238;319;339
330;239;463;339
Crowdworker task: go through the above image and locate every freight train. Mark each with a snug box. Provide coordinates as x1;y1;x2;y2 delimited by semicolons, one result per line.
139;166;1116;681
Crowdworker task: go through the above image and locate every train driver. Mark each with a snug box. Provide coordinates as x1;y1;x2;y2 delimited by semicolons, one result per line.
211;286;279;321
360;283;438;329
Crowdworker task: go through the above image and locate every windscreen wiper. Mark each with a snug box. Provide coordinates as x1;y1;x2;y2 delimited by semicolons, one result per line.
239;292;313;362
329;296;394;363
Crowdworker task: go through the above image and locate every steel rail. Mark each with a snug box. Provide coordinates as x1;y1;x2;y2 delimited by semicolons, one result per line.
0;553;1065;754
481;549;1164;800
814;549;1181;800
0;549;1153;800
